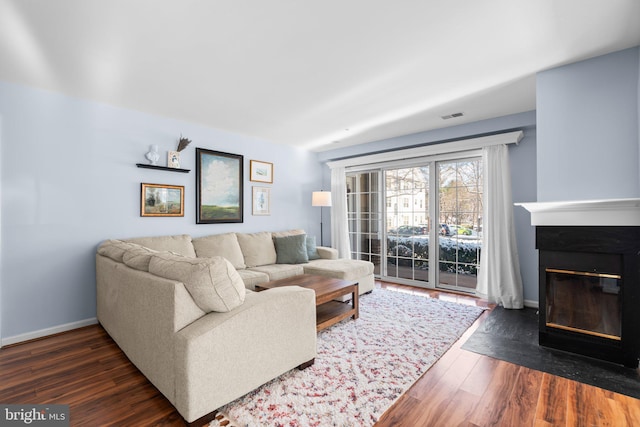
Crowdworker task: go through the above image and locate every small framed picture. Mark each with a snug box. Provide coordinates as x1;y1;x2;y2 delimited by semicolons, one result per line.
167;151;181;168
141;183;185;217
252;186;271;216
250;160;273;183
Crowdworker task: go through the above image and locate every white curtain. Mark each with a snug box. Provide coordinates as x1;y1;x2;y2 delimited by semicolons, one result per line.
330;166;351;258
477;144;524;309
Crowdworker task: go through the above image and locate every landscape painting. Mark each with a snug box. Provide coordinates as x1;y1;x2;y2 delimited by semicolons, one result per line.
140;183;184;217
196;148;243;224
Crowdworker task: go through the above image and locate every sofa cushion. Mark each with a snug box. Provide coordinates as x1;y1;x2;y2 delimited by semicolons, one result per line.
192;233;246;270
97;240;142;262
236;269;270;291
271;229;306;238
248;264;305;281
236;232;277;267
304;259;374;281
124;234;197;258
122;245;158;271
305;236;321;260
274;234;309;264
149;253;246;313
317;246;338;259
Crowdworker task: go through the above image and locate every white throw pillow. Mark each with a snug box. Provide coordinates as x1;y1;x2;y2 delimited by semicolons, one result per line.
149;253;246;313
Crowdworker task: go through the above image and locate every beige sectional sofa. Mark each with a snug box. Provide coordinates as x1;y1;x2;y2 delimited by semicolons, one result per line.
191;229;375;294
96;230;374;424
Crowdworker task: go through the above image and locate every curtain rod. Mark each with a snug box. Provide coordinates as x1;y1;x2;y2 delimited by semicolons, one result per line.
326;130;523;169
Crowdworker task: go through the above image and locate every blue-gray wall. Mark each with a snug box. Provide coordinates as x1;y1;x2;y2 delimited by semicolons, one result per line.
0;81;323;341
537;46;640;201
4;45;638;341
318;111;540;305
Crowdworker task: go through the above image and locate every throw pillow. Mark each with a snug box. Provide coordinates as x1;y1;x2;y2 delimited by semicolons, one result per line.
274;234;309;264
149;253;246;313
306;235;321;260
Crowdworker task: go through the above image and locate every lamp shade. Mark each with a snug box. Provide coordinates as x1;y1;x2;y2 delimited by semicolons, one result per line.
312;191;332;207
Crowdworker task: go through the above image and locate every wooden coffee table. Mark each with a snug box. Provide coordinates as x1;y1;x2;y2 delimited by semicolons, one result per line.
255;274;359;332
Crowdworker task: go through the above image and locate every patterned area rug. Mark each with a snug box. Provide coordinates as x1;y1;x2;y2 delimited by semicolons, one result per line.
210;288;485;426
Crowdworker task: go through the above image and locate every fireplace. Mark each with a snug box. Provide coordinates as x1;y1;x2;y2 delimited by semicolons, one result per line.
545;267;621;341
517;199;640;368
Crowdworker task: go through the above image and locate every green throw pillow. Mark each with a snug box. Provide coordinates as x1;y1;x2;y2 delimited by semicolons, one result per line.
274;234;309;264
306;235;321;260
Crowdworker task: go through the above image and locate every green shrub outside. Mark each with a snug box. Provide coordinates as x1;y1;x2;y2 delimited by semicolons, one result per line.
387;236;480;275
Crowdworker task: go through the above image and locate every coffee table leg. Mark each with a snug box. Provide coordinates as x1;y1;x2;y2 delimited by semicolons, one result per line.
352;285;359;320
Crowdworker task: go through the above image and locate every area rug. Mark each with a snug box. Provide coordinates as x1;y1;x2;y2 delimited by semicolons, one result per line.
462;306;640;399
210;288;485;426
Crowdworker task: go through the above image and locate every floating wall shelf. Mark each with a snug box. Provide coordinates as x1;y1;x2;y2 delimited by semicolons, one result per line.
136;163;190;173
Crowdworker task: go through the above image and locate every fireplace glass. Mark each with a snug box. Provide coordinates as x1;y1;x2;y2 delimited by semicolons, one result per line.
545;268;621;341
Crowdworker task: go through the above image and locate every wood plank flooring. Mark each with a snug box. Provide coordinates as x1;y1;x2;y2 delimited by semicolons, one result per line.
375;283;640;427
1;281;639;426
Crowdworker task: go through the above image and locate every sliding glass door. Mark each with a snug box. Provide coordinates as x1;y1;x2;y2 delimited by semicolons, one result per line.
385;166;430;283
436;159;483;292
346;153;483;293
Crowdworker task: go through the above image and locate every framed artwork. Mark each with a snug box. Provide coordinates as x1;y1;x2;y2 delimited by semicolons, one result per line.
252;186;271;216
196;148;243;224
250;160;273;183
140;183;184;217
167;151;181;168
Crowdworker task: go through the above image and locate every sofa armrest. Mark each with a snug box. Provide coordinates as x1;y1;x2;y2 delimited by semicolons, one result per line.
174;286;316;422
317;246;338;259
96;255;205;403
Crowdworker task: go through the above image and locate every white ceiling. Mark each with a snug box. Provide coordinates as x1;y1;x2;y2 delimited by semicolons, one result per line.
1;1;639;152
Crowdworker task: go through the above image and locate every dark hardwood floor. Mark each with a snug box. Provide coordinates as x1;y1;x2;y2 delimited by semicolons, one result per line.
1;281;639;426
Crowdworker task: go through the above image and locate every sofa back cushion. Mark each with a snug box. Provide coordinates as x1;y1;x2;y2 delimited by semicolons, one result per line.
98;240;142;262
149;253;246;313
192;233;246;270
236;232;277;267
122;245;158;271
271;229;306;238
124;234;197;258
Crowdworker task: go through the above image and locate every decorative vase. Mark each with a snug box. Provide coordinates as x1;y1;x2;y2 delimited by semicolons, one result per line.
145;144;160;165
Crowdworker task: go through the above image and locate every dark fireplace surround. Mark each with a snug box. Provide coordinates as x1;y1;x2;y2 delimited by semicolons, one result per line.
536;226;640;367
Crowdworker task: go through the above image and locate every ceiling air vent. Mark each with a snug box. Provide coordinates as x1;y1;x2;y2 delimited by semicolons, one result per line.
441;112;464;120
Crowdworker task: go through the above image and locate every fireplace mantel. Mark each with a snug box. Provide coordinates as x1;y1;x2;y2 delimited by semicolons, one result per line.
515;198;640;226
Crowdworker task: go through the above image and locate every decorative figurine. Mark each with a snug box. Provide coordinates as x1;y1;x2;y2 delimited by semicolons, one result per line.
145;144;160;165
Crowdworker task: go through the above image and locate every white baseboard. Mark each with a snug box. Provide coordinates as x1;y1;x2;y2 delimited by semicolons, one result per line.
524;299;539;309
1;317;98;347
